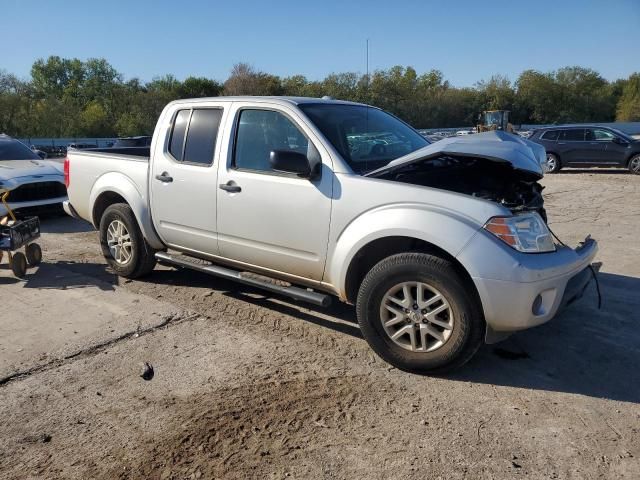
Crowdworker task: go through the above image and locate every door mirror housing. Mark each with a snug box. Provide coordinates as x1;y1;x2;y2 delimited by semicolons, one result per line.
612;136;628;145
37;150;47;159
270;150;312;177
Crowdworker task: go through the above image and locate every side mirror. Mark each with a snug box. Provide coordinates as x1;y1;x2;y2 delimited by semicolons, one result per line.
612;136;627;145
270;150;312;177
37;151;47;159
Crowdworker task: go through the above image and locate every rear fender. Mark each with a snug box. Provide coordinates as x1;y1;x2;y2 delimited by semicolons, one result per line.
90;172;164;249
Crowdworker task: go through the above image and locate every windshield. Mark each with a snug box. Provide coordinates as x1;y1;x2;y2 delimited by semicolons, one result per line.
0;139;40;161
299;104;429;174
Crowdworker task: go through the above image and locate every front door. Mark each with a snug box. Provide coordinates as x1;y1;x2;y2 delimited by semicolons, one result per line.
216;105;332;281
592;128;629;166
150;105;226;254
583;128;611;163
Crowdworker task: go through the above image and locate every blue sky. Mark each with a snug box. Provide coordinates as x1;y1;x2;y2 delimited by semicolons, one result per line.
2;0;639;86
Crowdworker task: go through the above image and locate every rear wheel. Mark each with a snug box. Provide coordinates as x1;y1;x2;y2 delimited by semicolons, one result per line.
545;153;561;173
99;203;157;278
356;253;484;373
629;155;640;175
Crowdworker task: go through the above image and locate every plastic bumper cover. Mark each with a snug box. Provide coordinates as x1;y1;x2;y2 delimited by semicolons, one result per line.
458;233;598;333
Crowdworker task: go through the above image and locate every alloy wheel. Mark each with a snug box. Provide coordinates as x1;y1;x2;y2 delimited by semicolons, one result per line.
545;154;557;172
106;220;133;265
380;281;454;352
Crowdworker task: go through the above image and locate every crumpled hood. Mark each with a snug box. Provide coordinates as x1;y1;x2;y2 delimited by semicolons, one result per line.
0;159;64;183
366;131;546;178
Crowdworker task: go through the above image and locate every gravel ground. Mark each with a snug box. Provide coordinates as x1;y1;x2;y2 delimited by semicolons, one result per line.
0;170;638;479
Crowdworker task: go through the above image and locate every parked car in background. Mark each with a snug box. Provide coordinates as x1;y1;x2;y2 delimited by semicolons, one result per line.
67;142;98;150
529;126;640;174
30;145;47;159
0;135;67;216
112;136;152;148
63;97;598;373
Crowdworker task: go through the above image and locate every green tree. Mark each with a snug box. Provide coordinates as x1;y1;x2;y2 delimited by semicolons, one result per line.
616;73;640;121
223;63;282;96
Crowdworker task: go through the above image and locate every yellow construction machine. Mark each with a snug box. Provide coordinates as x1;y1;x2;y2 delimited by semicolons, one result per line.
477;110;514;133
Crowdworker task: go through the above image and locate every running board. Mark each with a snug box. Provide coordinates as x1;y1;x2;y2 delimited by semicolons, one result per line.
155;251;332;307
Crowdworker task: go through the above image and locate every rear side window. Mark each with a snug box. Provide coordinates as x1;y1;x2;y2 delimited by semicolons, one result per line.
541;130;559;141
560;129;585;141
183;109;223;164
168;108;223;165
169;110;190;160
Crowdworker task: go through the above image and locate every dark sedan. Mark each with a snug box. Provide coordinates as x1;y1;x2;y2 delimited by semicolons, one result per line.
529;126;640;174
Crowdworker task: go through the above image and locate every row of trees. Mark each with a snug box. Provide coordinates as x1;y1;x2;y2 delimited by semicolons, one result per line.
1;56;639;138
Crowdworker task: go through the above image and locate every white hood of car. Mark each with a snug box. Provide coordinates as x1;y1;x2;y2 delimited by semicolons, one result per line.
366;131;546;178
0;159;64;191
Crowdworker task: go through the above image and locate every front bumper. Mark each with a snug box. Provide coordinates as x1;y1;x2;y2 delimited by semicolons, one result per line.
0;196;67;216
457;232;598;333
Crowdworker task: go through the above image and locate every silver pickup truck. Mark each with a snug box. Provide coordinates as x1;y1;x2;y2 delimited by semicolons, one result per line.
64;96;598;372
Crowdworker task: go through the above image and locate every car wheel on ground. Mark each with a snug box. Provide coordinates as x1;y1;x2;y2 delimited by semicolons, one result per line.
629;155;640;175
356;253;484;373
99;203;157;278
545;153;561;173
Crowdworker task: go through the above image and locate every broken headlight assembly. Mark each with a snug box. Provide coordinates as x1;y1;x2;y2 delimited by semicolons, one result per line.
483;213;556;253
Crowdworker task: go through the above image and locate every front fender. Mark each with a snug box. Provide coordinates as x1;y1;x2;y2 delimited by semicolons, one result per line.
325;203;483;299
89;172;164;249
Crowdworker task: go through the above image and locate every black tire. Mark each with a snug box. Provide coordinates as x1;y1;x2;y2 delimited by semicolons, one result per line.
628;154;640;175
11;252;27;279
356;253;484;374
99;203;157;278
545;153;561;173
25;243;42;266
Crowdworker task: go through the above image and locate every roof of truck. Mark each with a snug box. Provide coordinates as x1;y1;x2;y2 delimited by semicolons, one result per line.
168;96;368;107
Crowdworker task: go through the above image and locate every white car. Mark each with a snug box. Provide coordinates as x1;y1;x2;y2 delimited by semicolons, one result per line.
0;135;67;216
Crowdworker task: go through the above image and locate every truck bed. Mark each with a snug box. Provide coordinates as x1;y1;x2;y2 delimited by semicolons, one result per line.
65;149;150;227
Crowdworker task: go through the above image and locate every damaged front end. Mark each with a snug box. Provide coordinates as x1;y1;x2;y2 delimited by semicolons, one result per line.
366;131;548;220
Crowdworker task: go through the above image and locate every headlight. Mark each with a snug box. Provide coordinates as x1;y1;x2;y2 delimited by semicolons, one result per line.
484;213;556;253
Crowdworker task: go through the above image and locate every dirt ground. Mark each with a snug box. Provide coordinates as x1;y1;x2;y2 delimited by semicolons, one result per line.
0;169;639;479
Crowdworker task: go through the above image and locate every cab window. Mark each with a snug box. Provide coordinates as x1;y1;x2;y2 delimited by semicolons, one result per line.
589;129;615;141
168;108;223;165
234;109;310;172
560;129;585;141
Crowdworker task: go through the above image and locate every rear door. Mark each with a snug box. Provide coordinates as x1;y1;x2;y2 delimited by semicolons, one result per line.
557;129;587;164
216;103;333;281
150;104;227;254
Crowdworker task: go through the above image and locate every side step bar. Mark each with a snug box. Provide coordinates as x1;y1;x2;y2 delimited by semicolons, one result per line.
155;251;332;307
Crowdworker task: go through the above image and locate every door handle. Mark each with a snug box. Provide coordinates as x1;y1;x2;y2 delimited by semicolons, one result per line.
219;181;241;193
155;172;173;183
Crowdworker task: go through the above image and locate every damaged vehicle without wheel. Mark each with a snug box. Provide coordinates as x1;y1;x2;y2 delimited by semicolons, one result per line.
63;97;598;372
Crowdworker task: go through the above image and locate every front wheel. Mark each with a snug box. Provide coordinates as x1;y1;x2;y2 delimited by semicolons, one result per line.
356;253;484;373
99;203;157;278
628;155;640;175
